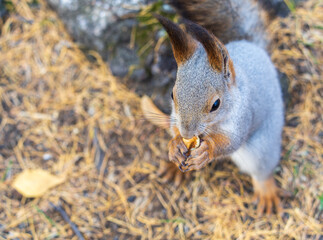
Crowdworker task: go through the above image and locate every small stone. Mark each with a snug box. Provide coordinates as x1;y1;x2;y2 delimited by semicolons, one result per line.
43;153;53;161
88;106;95;116
162;4;176;13
300;175;308;182
127;195;136;203
72;128;79;134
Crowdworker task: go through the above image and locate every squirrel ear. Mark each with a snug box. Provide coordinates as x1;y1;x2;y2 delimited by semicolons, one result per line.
184;19;225;73
222;47;236;82
221;47;230;78
154;14;196;65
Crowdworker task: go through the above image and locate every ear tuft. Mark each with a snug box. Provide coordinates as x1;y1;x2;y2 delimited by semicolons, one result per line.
228;58;236;83
222;47;229;77
154;14;196;65
184;19;223;72
184;19;236;82
222;46;236;83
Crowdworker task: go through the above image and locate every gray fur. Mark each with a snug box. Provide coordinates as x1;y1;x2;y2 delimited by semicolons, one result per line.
230;0;269;49
171;40;283;181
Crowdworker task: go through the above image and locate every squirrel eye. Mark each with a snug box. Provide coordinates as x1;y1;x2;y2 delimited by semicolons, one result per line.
171;92;174;100
210;99;220;112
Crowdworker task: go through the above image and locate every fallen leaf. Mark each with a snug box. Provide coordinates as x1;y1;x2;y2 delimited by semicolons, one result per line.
11;169;66;198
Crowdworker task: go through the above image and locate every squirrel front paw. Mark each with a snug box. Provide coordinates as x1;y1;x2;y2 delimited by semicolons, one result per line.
183;139;215;171
168;135;188;168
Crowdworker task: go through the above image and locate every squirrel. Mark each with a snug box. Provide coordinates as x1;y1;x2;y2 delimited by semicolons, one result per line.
142;0;285;215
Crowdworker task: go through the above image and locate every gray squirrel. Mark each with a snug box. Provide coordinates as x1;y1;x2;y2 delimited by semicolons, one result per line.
142;1;285;215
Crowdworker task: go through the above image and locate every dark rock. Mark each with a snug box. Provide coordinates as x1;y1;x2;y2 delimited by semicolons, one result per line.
47;0;158;77
127;195;136;203
46;0;178;112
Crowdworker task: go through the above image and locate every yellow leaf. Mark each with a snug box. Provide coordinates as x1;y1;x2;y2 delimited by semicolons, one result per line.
11;169;66;198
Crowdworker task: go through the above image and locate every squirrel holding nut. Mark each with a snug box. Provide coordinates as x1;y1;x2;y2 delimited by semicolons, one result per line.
142;0;285;215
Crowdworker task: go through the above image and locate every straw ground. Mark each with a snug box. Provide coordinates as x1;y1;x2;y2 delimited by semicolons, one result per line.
0;0;322;239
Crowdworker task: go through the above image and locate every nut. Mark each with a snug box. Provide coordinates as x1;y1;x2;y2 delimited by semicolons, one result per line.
182;136;200;153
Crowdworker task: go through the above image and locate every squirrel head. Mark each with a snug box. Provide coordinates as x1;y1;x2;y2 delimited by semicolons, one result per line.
155;15;236;139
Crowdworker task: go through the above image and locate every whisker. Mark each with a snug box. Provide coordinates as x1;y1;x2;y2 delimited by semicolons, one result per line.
141;118;176;124
205;126;264;155
197;126;224;155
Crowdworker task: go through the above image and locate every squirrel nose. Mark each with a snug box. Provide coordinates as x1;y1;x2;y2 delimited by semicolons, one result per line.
179;120;198;139
182;134;194;139
180;129;195;139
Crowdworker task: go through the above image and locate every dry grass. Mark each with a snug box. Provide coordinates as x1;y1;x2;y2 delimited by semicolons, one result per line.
0;0;322;239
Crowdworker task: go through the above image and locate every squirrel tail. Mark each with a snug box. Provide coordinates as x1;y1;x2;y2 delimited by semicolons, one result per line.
170;0;269;49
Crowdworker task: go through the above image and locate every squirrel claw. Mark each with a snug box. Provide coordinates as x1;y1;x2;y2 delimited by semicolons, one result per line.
168;135;188;167
181;160;188;167
179;165;190;173
184;151;210;171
